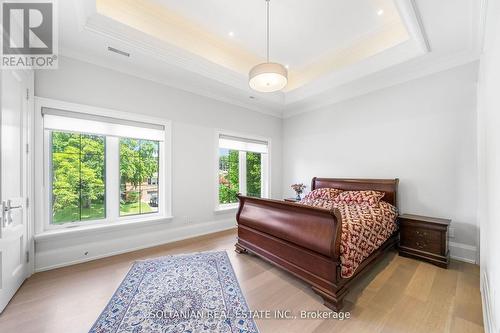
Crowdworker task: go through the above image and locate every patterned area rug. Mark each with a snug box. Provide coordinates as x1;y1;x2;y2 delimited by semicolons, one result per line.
90;251;259;333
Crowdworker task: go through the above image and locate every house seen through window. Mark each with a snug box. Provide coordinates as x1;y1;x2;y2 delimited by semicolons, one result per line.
119;138;159;216
44;107;166;227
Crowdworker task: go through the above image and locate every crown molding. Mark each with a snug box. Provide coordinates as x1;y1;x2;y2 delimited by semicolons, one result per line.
74;0;425;103
72;0;96;32
396;0;431;53
285;38;425;105
84;15;284;103
65;0;480;120
59;49;284;118
78;3;285;107
284;0;429;104
283;50;480;118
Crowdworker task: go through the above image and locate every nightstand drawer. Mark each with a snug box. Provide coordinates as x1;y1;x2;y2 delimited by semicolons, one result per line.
400;226;442;254
398;214;450;268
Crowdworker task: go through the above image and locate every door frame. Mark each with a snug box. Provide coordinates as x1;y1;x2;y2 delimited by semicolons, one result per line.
25;70;35;276
0;68;36;277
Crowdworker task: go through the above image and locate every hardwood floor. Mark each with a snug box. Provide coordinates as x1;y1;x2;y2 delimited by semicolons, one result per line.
0;229;484;333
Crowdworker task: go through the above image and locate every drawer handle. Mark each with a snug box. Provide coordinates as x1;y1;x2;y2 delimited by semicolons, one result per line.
416;241;428;249
415;230;428;237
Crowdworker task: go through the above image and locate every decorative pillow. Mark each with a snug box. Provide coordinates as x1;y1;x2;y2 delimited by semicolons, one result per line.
333;190;385;206
304;188;343;201
299;198;334;210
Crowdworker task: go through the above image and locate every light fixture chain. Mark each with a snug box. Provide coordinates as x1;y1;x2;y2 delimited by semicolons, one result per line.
248;0;287;92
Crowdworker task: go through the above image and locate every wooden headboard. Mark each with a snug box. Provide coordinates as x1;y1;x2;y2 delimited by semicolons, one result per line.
311;177;399;207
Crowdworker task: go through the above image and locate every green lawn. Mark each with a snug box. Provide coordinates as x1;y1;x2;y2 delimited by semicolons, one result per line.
119;201;153;216
53;202;154;224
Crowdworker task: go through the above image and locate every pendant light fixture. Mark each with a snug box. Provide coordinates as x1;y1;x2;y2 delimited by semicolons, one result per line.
249;0;288;93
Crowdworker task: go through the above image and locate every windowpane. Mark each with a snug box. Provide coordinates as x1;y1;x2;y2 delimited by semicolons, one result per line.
120;190;141;216
80;187;106;221
52;152;80;190
246;152;262;198
146;188;159;213
119;138;159;216
219;149;239;204
52;132;80;153
52;186;79;224
51;131;105;224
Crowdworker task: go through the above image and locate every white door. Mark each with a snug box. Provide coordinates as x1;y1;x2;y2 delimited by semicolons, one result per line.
0;69;32;313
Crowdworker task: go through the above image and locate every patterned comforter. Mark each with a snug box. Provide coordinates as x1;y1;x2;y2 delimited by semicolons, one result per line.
299;198;398;278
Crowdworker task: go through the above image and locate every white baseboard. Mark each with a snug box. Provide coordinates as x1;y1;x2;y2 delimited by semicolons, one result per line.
34;222;479;273
35;219;236;272
449;241;477;264
481;271;498;333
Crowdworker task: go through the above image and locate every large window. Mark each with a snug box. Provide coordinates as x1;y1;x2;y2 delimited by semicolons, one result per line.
217;134;269;208
51;132;106;223
43;106;168;229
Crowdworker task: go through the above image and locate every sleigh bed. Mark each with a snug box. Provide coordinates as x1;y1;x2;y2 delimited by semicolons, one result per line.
235;177;399;311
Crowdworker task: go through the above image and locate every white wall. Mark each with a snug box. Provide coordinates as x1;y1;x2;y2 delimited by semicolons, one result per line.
477;1;500;331
283;62;479;262
34;56;484;277
34;56;282;270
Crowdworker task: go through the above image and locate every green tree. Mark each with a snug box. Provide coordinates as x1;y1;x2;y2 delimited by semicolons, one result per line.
52;132;105;222
119;139;159;201
51;133;160;223
219;150;239;204
246;152;261;197
218;150;262;202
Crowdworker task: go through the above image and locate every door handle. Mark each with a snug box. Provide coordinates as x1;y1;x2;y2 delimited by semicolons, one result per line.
4;200;23;211
1;201;4;228
2;200;23;227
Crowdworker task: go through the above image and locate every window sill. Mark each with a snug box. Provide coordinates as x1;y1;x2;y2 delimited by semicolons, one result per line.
35;215;174;242
214;205;238;214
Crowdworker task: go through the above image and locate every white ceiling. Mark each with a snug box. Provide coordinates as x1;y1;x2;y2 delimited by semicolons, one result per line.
153;0;400;69
58;0;483;117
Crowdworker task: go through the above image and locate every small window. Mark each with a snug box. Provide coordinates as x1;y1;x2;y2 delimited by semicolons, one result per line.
246;151;262;198
119;138;159;216
217;134;269;208
218;149;239;204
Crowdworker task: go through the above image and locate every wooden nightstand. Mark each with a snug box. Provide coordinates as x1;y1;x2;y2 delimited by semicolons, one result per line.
284;198;300;202
398;214;450;268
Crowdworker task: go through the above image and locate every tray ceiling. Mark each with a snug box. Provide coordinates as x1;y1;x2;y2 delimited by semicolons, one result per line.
96;0;411;91
152;0;403;68
58;0;482;117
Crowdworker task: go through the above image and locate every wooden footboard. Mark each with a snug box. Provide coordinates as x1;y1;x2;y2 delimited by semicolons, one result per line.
235;178;400;311
236;195;343;259
235;195;346;309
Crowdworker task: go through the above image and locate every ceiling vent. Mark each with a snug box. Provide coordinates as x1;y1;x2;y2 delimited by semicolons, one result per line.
107;46;130;57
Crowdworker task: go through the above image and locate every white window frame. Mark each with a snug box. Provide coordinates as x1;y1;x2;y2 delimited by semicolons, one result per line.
215;130;271;211
34;97;172;233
